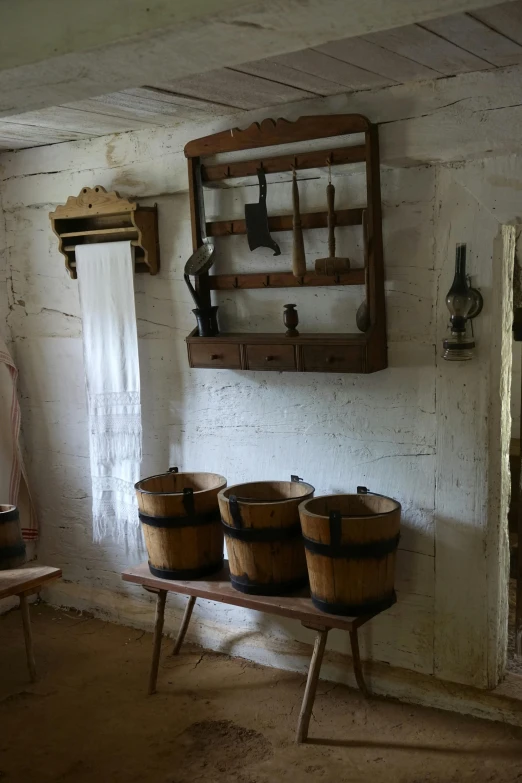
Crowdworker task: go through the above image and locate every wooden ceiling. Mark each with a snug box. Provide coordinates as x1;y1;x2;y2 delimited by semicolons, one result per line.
1;0;522;152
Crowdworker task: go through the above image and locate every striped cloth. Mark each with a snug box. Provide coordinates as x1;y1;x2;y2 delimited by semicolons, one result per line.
0;336;38;541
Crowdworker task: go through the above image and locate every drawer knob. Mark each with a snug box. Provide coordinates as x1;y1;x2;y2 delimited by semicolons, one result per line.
265;355;275;361
326;356;336;364
210;354;222;360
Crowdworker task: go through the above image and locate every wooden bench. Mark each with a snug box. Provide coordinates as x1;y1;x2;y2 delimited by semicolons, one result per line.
122;562;394;743
0;565;62;681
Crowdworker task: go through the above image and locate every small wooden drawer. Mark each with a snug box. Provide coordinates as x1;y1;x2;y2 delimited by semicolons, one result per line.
302;344;364;372
188;341;241;369
246;344;296;371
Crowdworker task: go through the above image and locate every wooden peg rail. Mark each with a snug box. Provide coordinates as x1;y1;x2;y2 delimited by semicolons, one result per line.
202;145;366;183
184;114;387;375
209;269;365;291
207;207;363;238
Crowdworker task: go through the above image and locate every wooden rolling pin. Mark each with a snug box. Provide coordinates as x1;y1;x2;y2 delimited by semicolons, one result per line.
292;169;307;278
315;181;351;276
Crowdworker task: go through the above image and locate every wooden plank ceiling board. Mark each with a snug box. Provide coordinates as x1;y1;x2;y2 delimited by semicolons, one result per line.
315;37;442;82
0;121;88;147
2;106;158;136
233;59;348;97
69;87;238;124
365;23;492;74
155;69;314;110
471;1;522;46
125;87;238;116
421;12;522;66
269;49;394;89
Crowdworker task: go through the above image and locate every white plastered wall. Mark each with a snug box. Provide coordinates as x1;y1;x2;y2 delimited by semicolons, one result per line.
0;62;518;696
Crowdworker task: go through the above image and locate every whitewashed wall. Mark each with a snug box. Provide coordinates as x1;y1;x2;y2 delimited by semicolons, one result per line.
512;342;520;439
0;189;9;345
0;64;517;691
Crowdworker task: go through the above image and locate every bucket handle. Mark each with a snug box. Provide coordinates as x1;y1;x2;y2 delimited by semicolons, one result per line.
228;495;242;529
291;474;303;482
329;510;342;549
329;488;369;548
182;487;195;517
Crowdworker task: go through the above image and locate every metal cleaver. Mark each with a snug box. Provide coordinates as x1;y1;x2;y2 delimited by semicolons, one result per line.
244;168;281;256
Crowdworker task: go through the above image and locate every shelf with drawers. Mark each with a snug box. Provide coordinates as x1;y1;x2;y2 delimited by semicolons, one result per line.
186;330;375;373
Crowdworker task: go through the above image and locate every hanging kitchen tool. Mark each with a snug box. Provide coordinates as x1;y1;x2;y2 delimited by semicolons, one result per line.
291;168;306;278
315;162;351;276
184;162;215;277
356;209;370;333
184;273;202;309
244;167;281;256
184;162;220;336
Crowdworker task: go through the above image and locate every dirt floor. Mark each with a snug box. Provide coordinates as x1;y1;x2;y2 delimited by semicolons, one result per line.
2;605;522;782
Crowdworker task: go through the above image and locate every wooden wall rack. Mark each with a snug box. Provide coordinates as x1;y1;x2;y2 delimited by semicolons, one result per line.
184;114;387;374
50;186;159;279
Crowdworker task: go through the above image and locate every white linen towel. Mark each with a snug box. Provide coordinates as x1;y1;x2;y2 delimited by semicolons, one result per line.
76;241;142;543
0;335;38;540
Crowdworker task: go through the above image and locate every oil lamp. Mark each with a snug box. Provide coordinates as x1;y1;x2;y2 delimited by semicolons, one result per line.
442;243;483;361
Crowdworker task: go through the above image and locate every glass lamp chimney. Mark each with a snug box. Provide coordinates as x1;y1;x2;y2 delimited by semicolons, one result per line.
442;243;476;361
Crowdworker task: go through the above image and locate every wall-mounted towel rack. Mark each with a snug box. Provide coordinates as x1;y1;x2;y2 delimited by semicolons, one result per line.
49;186;159;279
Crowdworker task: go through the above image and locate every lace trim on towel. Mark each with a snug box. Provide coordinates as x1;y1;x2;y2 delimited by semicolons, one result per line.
91;391;140;408
92;498;141;544
92;476;138;495
89;392;142;463
91;476;140;543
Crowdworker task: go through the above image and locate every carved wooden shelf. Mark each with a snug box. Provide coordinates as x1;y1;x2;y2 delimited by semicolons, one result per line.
49;186;159;279
184;114;387;374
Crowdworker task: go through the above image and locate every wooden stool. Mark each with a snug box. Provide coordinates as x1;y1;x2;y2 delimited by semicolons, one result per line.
0;565;62;681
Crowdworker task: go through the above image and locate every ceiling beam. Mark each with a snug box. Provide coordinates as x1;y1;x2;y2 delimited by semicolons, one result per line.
0;0;504;118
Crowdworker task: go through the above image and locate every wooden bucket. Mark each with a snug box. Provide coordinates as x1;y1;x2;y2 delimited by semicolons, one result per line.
0;505;26;570
218;477;314;595
135;468;227;579
299;488;401;615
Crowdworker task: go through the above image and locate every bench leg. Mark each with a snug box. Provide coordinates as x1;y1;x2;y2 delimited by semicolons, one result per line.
148;589;167;695
296;628;329;744
172;595;196;656
20;594;36;682
349;628;369;697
